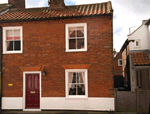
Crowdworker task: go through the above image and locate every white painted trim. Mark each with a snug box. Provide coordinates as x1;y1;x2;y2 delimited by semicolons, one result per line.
65;69;88;98
3;26;23;54
41;97;114;111
23;71;42;111
65;23;87;52
2;97;114;111
2;97;22;109
118;59;122;66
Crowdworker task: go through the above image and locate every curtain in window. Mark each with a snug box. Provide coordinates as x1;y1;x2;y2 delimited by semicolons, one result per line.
7;41;10;50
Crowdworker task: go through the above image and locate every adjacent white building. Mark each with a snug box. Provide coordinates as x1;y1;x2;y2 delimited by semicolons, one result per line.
128;19;150;91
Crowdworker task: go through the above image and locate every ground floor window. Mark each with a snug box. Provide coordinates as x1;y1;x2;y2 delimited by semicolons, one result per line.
65;69;88;98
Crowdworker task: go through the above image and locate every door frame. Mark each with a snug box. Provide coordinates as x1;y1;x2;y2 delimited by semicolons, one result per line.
23;71;42;111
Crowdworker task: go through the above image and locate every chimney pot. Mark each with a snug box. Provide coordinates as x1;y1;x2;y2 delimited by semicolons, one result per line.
49;0;65;8
8;0;25;9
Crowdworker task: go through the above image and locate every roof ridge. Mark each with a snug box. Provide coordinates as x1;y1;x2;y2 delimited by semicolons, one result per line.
9;1;111;11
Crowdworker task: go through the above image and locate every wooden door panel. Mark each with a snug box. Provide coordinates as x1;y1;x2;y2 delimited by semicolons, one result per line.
25;74;40;109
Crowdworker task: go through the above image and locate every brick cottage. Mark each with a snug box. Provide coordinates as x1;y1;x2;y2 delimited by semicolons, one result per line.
0;0;114;111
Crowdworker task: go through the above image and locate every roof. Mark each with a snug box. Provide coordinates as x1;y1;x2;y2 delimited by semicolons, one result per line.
0;1;113;22
114;39;129;59
0;3;12;13
131;52;150;66
128;19;150;36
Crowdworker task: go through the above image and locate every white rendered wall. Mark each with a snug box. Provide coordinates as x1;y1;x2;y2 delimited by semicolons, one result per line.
128;24;149;51
41;97;114;111
129;55;136;91
2;97;23;109
2;97;114;111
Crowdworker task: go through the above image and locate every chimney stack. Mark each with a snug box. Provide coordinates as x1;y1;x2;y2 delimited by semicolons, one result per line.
8;0;25;9
48;0;65;8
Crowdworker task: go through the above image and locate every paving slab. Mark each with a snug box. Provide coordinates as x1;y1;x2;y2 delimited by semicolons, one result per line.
1;111;138;114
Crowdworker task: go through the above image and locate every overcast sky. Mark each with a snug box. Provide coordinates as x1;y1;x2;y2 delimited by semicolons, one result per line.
0;0;150;52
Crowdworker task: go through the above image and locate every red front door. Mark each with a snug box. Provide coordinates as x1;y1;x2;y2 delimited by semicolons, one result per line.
25;74;40;109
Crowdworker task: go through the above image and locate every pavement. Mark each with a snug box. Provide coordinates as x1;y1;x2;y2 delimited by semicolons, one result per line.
1;110;138;114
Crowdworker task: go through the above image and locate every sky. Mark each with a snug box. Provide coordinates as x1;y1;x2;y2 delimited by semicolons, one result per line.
0;0;150;52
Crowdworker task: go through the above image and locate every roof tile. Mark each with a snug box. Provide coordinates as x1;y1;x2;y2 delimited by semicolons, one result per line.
0;3;12;13
131;52;150;66
0;1;113;22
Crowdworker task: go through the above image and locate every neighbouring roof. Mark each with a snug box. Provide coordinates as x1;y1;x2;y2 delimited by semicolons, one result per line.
114;39;129;59
145;19;150;25
0;1;113;22
128;19;150;36
0;3;12;13
131;52;150;66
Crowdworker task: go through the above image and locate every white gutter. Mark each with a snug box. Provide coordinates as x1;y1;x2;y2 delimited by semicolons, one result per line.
0;9;9;16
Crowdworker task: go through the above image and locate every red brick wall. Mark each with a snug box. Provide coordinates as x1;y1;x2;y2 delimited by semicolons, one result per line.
113;52;123;75
1;15;113;97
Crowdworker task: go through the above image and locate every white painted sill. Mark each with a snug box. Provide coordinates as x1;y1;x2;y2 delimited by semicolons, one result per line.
134;46;141;49
3;51;23;54
66;97;88;100
66;49;87;52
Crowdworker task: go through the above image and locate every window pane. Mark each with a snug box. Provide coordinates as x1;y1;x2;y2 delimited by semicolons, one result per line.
14;30;20;40
14;41;21;51
77;72;85;83
77;84;85;95
119;60;122;65
69;27;76;37
68;84;76;95
77;27;84;37
77;38;84;49
6;41;13;51
136;71;139;86
69;39;76;49
136;41;139;46
6;30;13;40
68;72;73;83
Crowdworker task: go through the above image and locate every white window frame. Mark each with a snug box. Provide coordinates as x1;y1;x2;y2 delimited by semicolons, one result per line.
65;23;87;52
118;59;123;66
65;69;88;98
3;26;23;54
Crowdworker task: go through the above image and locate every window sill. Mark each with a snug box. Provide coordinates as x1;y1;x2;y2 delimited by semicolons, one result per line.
66;49;87;52
134;46;141;48
118;65;122;66
3;51;23;54
65;97;88;100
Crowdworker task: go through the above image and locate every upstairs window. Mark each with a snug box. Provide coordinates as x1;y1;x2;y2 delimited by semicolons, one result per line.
65;23;87;52
3;26;23;54
118;59;123;66
134;39;140;48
